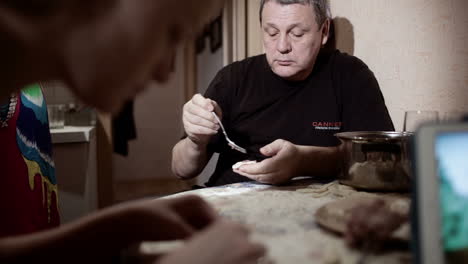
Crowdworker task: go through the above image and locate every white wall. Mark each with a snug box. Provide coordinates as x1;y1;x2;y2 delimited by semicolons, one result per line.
41;81;76;105
330;0;468;130
112;38;223;184
197;38;224;94
113;48;187;181
196;38;224;185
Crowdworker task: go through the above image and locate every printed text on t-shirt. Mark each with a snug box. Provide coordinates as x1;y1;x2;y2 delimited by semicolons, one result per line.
312;121;342;130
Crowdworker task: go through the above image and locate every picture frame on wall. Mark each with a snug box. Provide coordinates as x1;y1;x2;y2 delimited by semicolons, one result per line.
195;32;206;54
209;15;222;53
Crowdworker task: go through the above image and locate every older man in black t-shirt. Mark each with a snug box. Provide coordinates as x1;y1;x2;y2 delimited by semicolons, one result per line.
172;0;394;186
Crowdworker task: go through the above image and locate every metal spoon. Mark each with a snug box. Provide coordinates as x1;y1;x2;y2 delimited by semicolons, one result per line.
211;112;247;154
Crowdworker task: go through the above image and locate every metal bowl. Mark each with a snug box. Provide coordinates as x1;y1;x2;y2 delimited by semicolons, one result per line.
335;131;413;191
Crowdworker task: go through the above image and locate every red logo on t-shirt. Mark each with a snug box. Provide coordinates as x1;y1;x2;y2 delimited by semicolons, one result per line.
312;121;342;130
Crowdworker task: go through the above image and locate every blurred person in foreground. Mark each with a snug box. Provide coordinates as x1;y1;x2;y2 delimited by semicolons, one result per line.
0;0;265;263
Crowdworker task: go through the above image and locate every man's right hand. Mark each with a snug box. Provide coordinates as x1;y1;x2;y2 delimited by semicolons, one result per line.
182;94;221;146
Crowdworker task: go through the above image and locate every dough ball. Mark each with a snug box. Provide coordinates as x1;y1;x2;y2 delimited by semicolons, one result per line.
232;160;257;169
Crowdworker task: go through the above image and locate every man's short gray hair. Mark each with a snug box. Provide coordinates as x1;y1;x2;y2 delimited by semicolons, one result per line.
259;0;331;27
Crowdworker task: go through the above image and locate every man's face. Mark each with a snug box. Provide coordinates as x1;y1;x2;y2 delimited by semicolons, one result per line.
262;2;328;81
58;0;223;113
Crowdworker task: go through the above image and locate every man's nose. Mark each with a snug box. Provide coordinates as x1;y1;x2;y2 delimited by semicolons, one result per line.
276;34;291;54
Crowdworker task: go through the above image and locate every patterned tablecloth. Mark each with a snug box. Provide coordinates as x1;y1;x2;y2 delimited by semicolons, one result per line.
140;178;412;264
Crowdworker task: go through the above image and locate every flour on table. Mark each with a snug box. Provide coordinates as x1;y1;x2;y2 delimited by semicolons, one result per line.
150;179;410;263
296;181;360;198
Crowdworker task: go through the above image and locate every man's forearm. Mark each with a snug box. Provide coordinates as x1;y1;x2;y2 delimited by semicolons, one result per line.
171;138;211;179
296;145;342;177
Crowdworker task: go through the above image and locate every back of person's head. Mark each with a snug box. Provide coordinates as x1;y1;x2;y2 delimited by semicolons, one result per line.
0;0;226;113
259;0;331;27
0;0;115;21
1;0;63;17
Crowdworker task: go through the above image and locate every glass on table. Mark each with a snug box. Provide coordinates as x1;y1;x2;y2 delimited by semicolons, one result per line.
403;110;439;132
440;111;467;122
47;104;65;129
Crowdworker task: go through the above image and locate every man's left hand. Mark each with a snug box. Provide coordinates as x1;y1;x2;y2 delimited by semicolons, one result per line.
233;139;302;185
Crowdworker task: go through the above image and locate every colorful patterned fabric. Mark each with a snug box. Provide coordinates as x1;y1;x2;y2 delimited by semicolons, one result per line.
0;84;60;237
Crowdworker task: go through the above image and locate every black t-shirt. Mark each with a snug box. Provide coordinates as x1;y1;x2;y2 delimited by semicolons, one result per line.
204;49;394;186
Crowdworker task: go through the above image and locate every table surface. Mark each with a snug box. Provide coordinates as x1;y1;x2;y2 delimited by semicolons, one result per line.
145;178;412;264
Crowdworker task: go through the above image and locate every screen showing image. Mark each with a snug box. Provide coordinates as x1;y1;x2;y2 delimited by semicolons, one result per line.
435;132;468;263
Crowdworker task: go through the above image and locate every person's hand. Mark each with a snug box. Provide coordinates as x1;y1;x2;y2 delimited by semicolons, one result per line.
156;220;266;264
0;195;219;263
113;195;218;242
133;195;218;240
182;94;222;146
345;199;407;250
233;139;302;185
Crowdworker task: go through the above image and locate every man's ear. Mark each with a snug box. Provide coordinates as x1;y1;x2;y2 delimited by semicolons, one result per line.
0;4;38;44
321;19;330;46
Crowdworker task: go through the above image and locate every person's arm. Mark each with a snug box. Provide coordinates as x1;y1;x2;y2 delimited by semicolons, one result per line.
171;94;222;179
234;139;341;185
0;207;137;263
172;63;234;180
172;137;213;179
0;195;217;263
